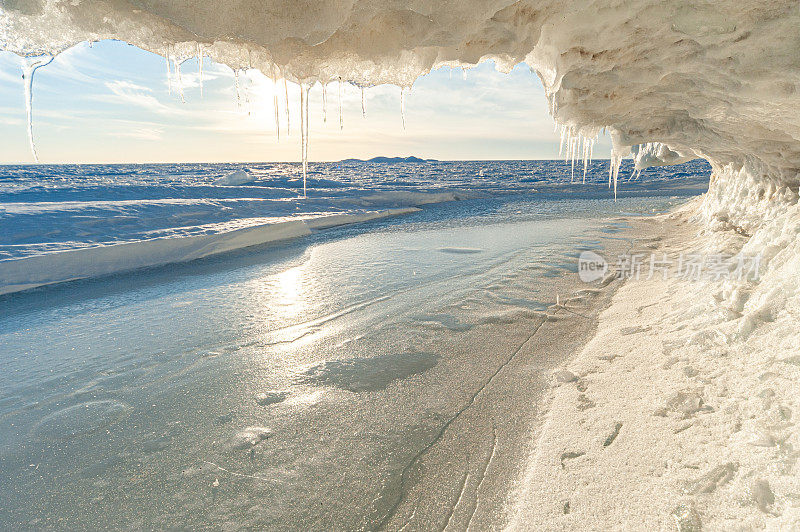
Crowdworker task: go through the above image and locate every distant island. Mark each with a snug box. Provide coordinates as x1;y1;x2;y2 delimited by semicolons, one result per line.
339;156;437;163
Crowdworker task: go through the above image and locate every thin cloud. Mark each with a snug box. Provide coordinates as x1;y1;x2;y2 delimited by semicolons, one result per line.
115;126;164;140
101;80;168;111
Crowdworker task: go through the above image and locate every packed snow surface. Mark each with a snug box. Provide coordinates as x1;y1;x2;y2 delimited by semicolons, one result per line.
507;204;800;530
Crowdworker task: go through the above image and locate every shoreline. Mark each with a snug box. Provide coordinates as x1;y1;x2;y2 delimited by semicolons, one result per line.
378;210;674;530
505;198;800;529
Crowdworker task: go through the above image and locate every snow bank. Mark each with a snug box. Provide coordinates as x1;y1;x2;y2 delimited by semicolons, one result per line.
506;206;800;530
0;208;417;294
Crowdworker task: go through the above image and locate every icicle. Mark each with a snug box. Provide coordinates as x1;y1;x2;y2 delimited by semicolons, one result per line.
197;44;204;99
165;46;172;95
174;58;185;103
361;87;366;118
462;67;467;80
234;69;242;110
284;77;290;135
582;139;589;184
244;72;251;116
558;125;566;157
271;69;280;142
570;136;576;183
609;150;623;200
22;55;53;163
400;87;406;129
338;79;343;130
299;83;310;198
322;83;327;123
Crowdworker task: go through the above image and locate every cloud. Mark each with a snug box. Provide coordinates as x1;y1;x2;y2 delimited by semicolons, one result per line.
115;126;164;140
102;80;169;111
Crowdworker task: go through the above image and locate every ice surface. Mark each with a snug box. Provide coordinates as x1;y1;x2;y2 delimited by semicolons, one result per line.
33;400;132;439
0;189;705;529
0;160;708;294
297;351;439;392
0;218;312;294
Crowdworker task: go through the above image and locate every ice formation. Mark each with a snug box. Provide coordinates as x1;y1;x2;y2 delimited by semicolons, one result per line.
3;1;800;528
21;54;52;163
1;1;798;193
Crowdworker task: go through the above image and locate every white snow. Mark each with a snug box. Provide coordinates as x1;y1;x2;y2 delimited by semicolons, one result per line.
506;202;800;529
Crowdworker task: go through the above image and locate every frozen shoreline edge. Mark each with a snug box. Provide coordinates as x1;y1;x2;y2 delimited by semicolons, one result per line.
0;207;420;296
505;197;800;529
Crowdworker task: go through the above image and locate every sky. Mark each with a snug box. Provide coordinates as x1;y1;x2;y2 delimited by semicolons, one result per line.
0;40;614;164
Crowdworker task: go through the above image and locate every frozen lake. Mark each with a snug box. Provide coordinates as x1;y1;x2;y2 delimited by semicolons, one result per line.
0;161;707;528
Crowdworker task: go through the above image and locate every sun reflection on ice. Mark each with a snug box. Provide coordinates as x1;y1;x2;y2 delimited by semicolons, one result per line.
277;265;304;302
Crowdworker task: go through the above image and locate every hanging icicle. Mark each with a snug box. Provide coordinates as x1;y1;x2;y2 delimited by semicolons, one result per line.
609;148;623;200
165;46;172;95
234;69;242;110
338;78;343;130
322;82;327;123
299;83;310;198
582;138;590;183
570;136;577;183
244;71;251;116
22;55;54;163
174;57;185;103
284;77;290;135
400;87;406;130
197;44;204;98
360;86;366;118
271;67;280;142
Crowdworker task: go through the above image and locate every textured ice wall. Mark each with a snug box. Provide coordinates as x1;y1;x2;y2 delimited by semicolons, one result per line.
2;1;799;211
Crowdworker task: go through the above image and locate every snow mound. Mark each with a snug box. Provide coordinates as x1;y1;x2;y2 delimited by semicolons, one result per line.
213;169;255;186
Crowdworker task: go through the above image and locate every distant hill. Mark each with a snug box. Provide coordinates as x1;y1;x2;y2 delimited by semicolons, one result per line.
339;156;437;163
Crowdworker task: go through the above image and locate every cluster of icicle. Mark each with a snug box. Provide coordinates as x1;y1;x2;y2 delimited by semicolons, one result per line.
557;123;628;200
19;45;636;200
558;125;596;185
19;45;417;200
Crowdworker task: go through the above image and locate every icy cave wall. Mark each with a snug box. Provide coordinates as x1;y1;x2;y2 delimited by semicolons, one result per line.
2;1;800;207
